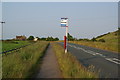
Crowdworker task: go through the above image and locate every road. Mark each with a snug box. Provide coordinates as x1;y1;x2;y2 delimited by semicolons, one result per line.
59;42;120;78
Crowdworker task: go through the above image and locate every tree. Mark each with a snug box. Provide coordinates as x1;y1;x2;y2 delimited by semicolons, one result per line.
91;37;97;42
27;36;34;40
118;27;120;30
40;37;46;41
54;37;59;41
68;33;74;41
46;36;53;41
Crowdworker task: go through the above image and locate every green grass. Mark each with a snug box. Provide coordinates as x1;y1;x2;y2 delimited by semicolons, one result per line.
52;43;98;78
2;41;31;52
69;41;118;53
2;41;49;78
69;30;119;53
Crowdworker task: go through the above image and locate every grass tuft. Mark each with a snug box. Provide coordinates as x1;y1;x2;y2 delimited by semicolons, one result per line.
52;43;98;78
2;41;49;78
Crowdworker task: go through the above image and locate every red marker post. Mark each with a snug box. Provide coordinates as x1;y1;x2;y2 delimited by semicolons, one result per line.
64;36;66;50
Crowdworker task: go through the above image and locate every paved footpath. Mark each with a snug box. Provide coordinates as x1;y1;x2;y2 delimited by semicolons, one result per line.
36;43;62;78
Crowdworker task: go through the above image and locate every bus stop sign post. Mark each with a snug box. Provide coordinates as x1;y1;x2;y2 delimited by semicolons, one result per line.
61;18;68;53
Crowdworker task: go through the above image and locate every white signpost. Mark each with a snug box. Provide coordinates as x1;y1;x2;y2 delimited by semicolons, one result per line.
61;18;68;53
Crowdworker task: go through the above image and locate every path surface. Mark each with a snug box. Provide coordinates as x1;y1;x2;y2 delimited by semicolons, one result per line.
36;43;62;78
59;42;119;78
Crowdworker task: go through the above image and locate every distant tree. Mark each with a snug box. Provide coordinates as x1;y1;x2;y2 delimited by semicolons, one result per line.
91;37;97;42
68;33;74;41
118;27;120;30
54;37;59;41
98;39;105;42
78;39;83;41
27;36;34;40
118;27;120;35
40;37;46;41
83;38;90;41
46;36;54;41
78;38;90;41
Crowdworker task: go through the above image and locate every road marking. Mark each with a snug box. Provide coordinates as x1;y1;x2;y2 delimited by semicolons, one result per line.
96;53;106;57
86;50;96;55
105;58;120;65
113;58;120;62
66;44;120;65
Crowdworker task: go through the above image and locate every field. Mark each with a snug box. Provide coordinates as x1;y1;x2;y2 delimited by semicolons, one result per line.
2;41;31;52
69;30;119;53
2;41;49;78
52;43;98;78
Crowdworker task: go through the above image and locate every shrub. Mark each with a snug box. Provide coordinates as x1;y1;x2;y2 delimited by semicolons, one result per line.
98;39;105;42
27;36;34;40
91;37;97;42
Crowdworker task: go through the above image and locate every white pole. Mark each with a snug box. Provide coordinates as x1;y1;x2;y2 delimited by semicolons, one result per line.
2;23;3;40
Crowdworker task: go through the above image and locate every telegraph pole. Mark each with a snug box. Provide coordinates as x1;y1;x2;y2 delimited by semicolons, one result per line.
0;21;5;40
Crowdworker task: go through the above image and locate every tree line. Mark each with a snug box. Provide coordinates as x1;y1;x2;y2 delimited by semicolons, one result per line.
27;33;107;42
27;36;59;41
67;33;106;42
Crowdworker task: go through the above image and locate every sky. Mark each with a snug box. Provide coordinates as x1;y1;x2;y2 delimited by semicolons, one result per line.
1;0;120;2
1;2;118;40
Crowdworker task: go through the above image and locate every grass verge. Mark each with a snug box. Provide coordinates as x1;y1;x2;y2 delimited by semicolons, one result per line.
2;41;49;78
52;43;98;78
69;41;118;53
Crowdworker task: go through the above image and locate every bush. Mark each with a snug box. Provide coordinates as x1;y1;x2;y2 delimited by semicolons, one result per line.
91;37;97;42
98;39;105;42
27;36;34;40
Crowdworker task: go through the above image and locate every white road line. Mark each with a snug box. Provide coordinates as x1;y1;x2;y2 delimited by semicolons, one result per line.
84;50;96;56
96;53;106;57
68;44;120;65
105;58;120;65
113;58;120;62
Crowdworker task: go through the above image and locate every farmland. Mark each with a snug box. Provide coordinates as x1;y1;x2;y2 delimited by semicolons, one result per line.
2;40;31;53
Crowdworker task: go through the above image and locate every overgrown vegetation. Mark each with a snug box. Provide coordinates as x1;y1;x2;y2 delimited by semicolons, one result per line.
2;41;49;78
69;29;119;53
52;43;98;78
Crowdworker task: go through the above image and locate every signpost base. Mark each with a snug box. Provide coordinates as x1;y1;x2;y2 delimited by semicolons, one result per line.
64;36;67;53
65;49;67;53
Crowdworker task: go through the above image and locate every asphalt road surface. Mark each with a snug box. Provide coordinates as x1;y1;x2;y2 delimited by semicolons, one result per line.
59;42;120;78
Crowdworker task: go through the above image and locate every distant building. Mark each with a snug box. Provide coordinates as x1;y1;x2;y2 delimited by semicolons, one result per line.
16;35;26;40
34;38;38;41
